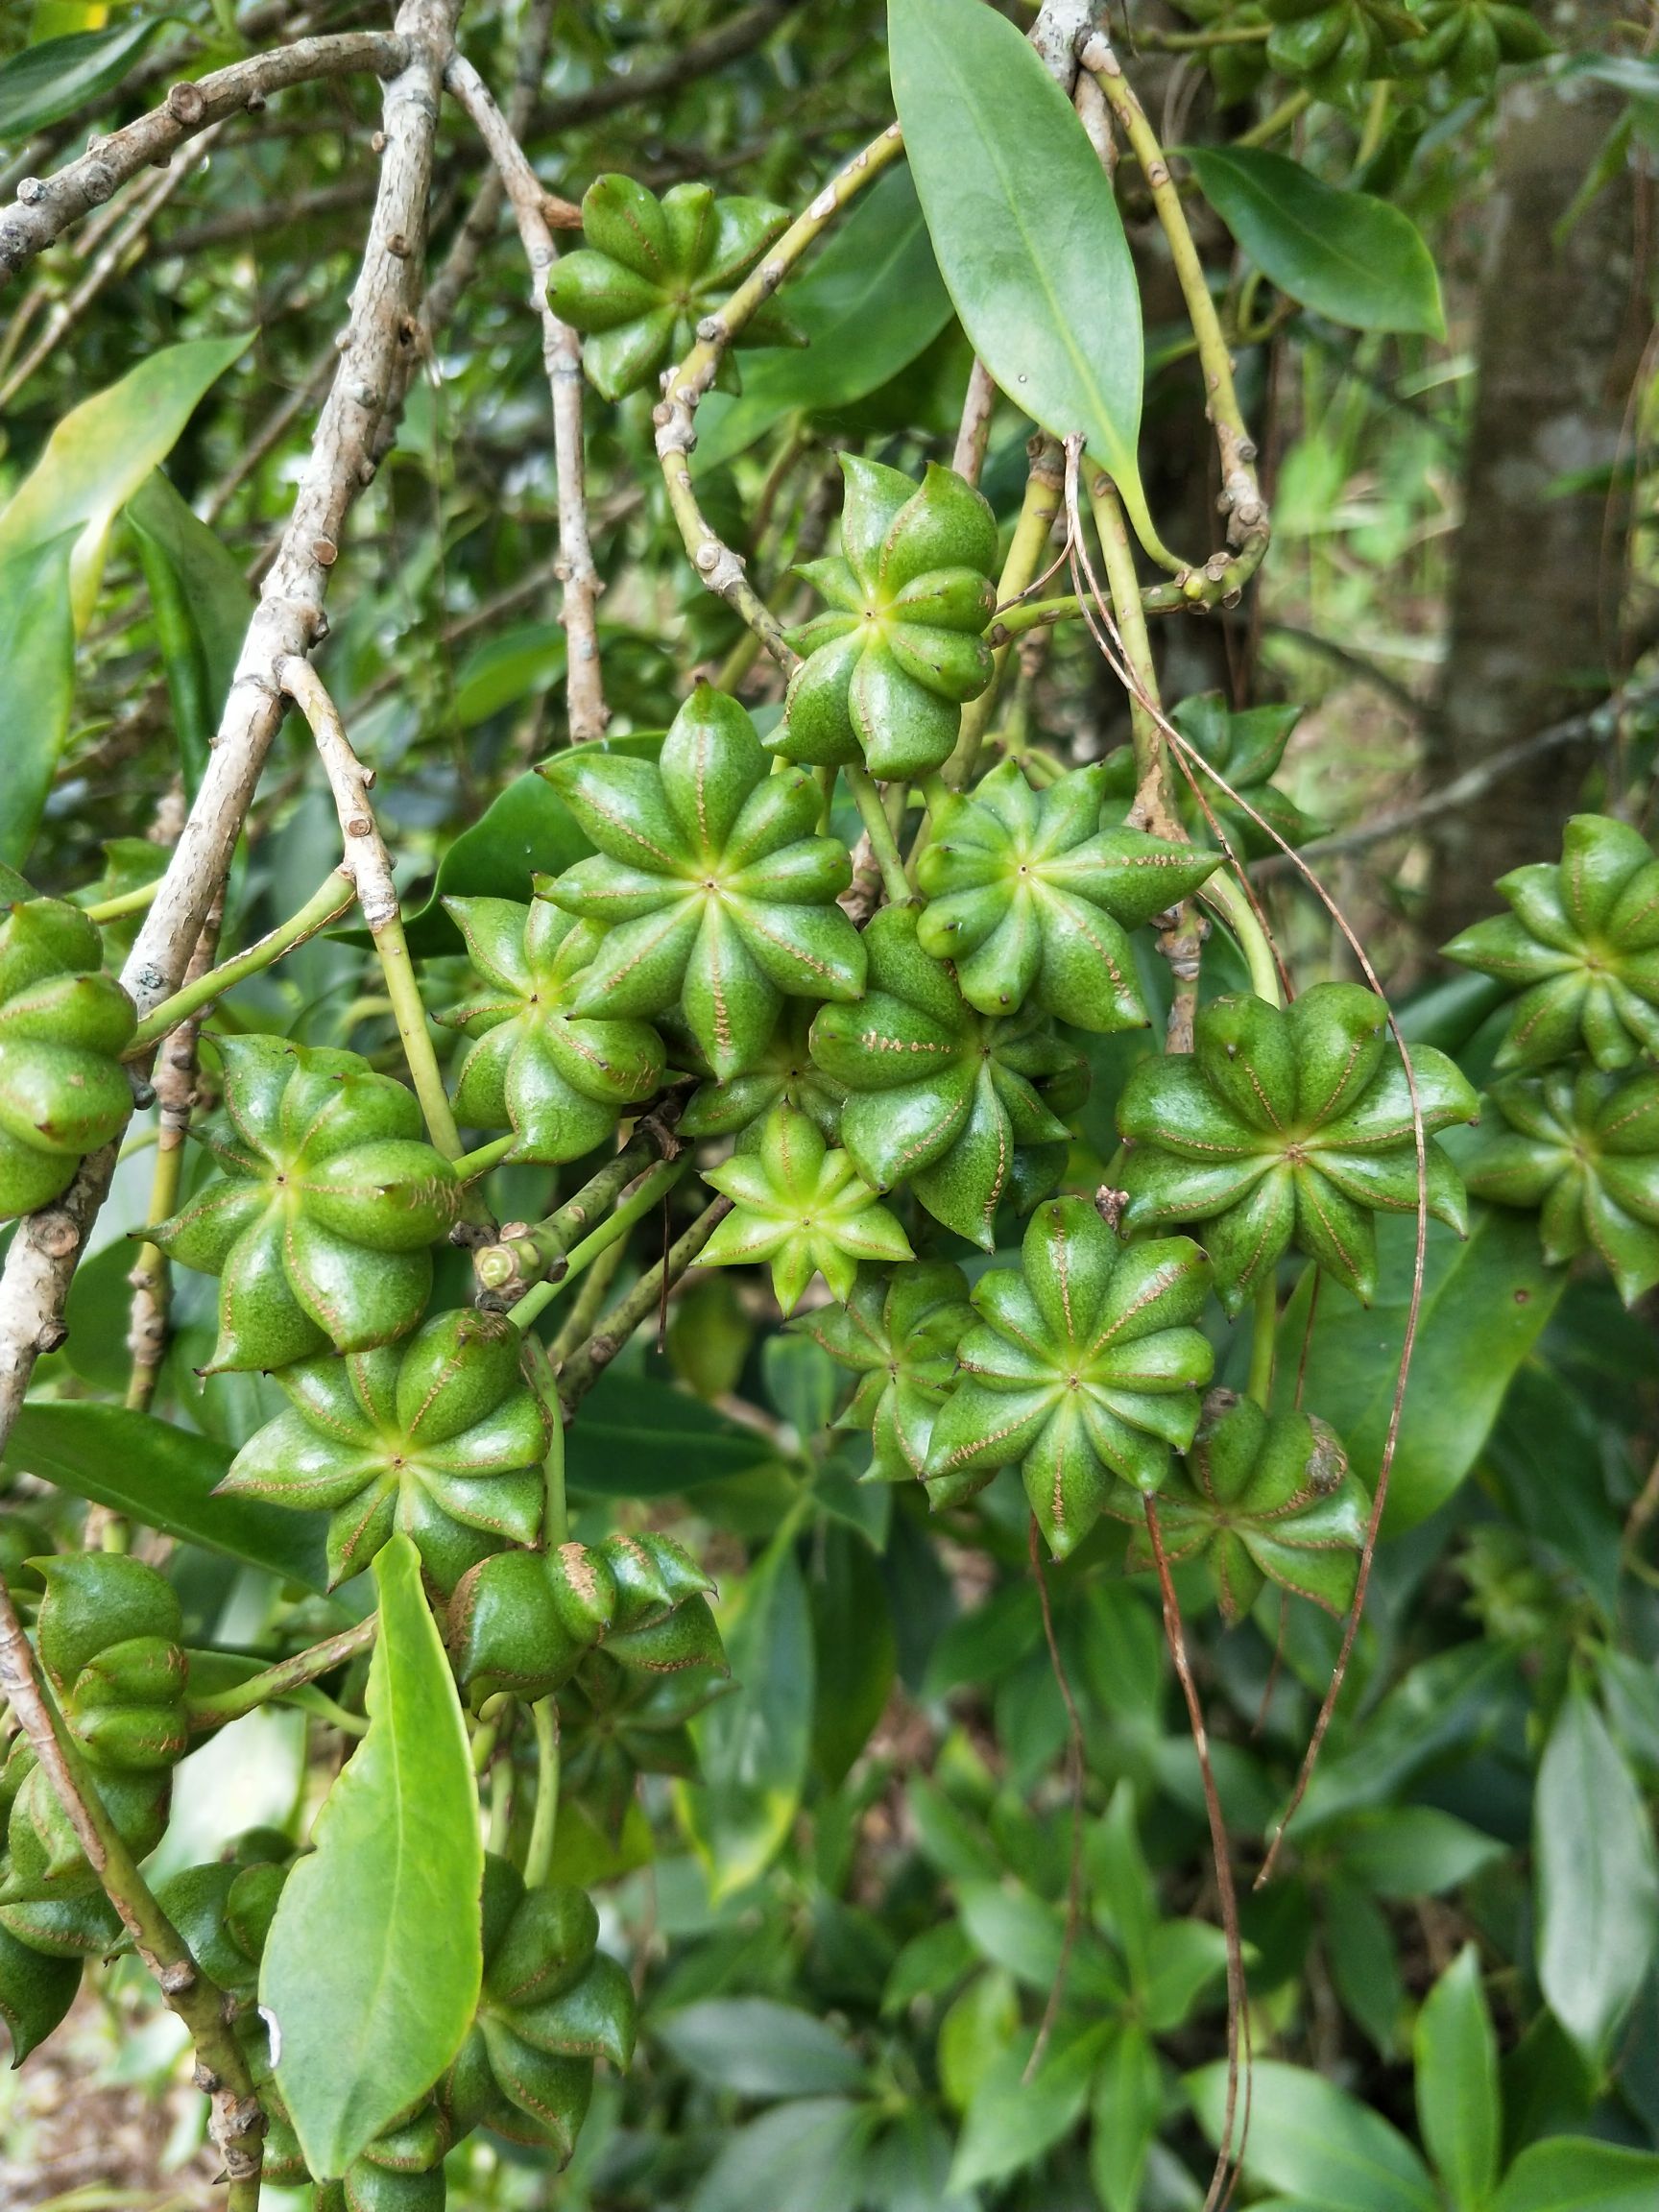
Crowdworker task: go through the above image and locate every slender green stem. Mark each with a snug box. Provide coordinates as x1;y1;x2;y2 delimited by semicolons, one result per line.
372;906;466;1160
1247;1274;1278;1409
547;1234;627;1366
476;1128;668;1293
186;1614;378;1732
508;1158;688;1330
126;871;355;1054
557;1195;733;1409
1200;869;1283;1007
518;1330;568;1546
1237;86;1312;148
1090;478;1171;822
453;1134;516;1181
85;877;163;925
846;764;913;907
524;1696;561;1889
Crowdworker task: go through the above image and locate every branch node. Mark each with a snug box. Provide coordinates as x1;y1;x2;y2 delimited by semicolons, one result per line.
166;82;206;125
15;179;44;204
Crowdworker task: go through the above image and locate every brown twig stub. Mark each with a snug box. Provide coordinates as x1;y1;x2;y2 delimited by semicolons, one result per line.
0;33;408;285
444;53;608;743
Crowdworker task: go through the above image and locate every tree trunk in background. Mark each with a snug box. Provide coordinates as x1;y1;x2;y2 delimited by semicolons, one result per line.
1425;60;1647;944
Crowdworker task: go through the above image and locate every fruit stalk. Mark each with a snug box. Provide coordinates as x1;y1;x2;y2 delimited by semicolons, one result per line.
125;869;356;1054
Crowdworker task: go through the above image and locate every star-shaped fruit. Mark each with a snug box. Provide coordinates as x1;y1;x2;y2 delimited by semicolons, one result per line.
916;759;1220;1028
772;457;999;781
1121;1389;1367;1623
1459;1066;1659;1305
0;872;136;1220
544;175;796;401
439;897;664;1162
219;1308;550;1592
925;1197;1214;1557
1099;692;1314;858
1443;813;1659;1070
807;904;1088;1249
151;1036;460;1371
539;685;865;1080
675;1000;845;1149
1117;983;1477;1311
791;1261;974;1482
699;1102;914;1312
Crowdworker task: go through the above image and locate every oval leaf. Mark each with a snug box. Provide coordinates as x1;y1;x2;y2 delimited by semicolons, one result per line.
1183;146;1445;338
0;19;166;140
889;0;1154;544
261;1534;482;2177
3;1401;326;1590
0;333;251;633
0;531;75;868
126;469;252;799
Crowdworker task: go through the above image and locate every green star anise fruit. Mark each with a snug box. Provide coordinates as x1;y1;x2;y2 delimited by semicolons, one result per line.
808;904;1089;1249
1393;0;1550;90
790;1260;975;1482
1262;0;1418;96
1117;983;1478;1311
151;1035;461;1372
440;1854;635;2159
539;685;865;1080
263;2095;449;2208
154;1828;293;1999
1443;813;1659;1071
677;1000;846;1149
438;896;665;1162
544;174;796;401
1121;1388;1367;1623
0;867;137;1220
219;1307;551;1593
1458;1066;1659;1305
448;1527;721;1699
1099;692;1314;859
773;457;999;781
700;1102;914;1313
1;1557;188;1906
916;758;1220;1027
926;1196;1215;1557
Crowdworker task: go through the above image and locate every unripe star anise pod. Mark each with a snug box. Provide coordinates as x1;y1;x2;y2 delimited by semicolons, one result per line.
438;896;665;1162
916;758;1220;1028
700;1101;914;1313
926;1196;1215;1558
1122;1387;1368;1623
676;1000;846;1149
0;867;137;1221
791;1260;975;1482
154;1827;293;1999
1117;983;1477;1312
774;457;999;781
2;1556;189;1911
1393;0;1551;90
1460;1066;1659;1305
440;1854;636;2159
220;1308;551;1593
1100;691;1315;860
808;904;1089;1249
152;1036;461;1372
264;2095;448;2208
1443;814;1659;1071
540;685;866;1080
544;175;796;402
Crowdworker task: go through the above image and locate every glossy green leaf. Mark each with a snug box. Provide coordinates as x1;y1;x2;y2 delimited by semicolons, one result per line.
1090;2023;1161;2212
0;532;74;868
3;1402;326;1589
656;1997;866;2097
452;622;566;727
565;1372;779;1497
694;165;953;470
0;18;166;138
1183;147;1445;338
126;469;251;799
1535;1687;1659;2060
689;2098;878;2212
1188;2058;1438;2212
1319;1807;1505;1899
889;0;1155;547
398;733;662;956
949;2023;1106;2192
0;334;250;632
1273;1207;1562;1531
1492;2140;1659;2212
810;1523;896;1788
1414;1948;1499;2209
680;1522;813;1903
261;1534;482;2177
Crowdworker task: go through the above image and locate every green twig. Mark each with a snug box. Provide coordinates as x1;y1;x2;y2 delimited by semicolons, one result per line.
125;872;355;1055
508;1159;689;1330
846;764;914;907
557;1195;733;1410
186;1615;378;1732
524;1696;560;1888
